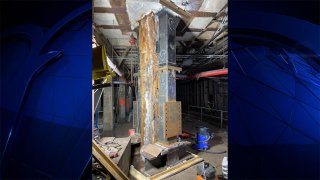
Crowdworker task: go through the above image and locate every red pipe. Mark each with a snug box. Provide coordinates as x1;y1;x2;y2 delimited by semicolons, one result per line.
194;68;228;79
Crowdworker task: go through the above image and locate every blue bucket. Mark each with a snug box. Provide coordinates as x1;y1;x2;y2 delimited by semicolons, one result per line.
196;127;210;150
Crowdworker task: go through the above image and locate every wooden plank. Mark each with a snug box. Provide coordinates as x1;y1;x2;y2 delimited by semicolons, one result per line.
109;0;132;35
189;11;216;17
130;154;203;180
94;7;127;13
157;66;182;73
164;101;182;138
151;154;203;180
159;0;192;19
130;166;149;180
112;137;132;175
92;140;129;180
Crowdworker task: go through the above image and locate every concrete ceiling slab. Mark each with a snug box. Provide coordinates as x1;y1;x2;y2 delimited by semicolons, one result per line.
94;0;112;7
189;17;212;28
126;0;163;28
170;0;203;11
199;0;227;12
208;22;219;29
177;31;201;41
100;28;123;39
198;31;214;40
109;38;131;46
94;13;119;25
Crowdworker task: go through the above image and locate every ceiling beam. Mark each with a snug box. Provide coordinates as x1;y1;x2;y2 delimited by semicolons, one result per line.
159;0;192;19
94;7;215;18
189;27;218;32
200;25;228;49
118;46;132;67
189;11;216;17
186;4;228;49
94;7;127;13
109;0;132;35
96;24;132;31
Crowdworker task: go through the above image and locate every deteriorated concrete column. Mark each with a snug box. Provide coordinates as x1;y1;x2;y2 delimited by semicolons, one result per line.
139;12;159;145
103;81;114;132
118;84;126;122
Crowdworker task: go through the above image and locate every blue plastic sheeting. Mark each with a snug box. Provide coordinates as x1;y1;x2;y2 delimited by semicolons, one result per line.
0;3;92;178
230;44;320;144
228;1;320;178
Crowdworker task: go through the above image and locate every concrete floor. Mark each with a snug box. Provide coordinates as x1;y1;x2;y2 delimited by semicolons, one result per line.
182;113;228;177
105;112;228;178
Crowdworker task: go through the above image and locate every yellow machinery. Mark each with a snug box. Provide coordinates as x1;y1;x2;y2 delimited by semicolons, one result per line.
92;45;115;82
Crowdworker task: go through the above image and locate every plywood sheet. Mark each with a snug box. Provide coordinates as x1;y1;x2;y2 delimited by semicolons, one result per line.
164;101;182;138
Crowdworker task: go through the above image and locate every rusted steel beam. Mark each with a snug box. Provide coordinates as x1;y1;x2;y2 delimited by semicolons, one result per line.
189;11;217;17
94;7;127;13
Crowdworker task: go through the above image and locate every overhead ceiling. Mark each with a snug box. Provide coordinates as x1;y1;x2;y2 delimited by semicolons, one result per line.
93;0;228;75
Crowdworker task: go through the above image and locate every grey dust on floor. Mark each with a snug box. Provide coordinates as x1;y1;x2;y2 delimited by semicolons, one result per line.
182;113;228;177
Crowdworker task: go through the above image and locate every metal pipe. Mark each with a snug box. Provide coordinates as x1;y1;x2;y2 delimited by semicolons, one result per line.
106;55;122;76
131;53;133;83
194;68;228;79
177;69;228;80
189;105;227;113
92;81;131;89
220;111;223;128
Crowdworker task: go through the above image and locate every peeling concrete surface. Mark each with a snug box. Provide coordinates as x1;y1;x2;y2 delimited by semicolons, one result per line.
126;0;163;28
139;12;160;145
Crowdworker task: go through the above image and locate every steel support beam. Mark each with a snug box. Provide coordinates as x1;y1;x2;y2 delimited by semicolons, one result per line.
139;11;181;145
94;7;127;13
